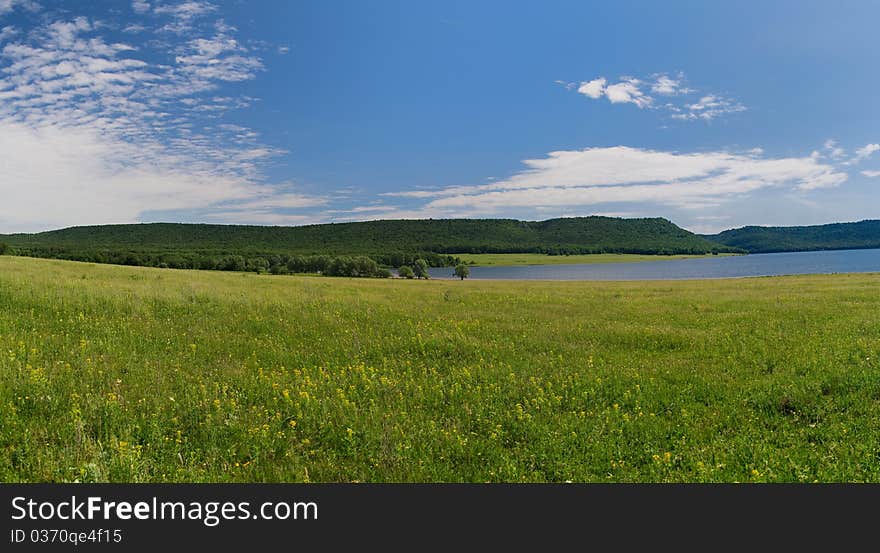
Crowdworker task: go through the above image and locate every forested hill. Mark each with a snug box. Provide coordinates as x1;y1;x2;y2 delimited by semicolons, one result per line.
704;220;880;253
2;217;734;260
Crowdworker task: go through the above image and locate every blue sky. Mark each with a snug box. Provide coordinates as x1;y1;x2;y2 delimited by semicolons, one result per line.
0;0;878;233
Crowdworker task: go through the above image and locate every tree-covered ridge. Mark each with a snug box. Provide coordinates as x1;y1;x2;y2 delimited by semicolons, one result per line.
704;220;880;253
2;216;736;260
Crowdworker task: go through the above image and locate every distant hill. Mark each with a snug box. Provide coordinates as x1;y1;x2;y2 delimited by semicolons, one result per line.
704;220;880;253
1;217;733;258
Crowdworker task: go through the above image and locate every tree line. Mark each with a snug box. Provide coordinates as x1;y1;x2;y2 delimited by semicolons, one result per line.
704;220;880;254
1;245;460;278
1;217;743;258
0;216;751;279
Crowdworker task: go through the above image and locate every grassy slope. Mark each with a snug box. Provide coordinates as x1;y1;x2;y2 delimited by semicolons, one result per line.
2;256;879;482
456;252;736;266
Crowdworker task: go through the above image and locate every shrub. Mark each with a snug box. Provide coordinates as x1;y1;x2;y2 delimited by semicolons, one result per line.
413;258;430;279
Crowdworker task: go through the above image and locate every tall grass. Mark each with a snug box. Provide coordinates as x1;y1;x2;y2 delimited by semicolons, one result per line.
1;256;879;482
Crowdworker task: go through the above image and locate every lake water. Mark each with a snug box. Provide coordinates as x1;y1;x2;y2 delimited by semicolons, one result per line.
429;248;880;281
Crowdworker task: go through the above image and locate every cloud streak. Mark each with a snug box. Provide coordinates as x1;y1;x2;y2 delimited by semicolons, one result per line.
384;146;848;216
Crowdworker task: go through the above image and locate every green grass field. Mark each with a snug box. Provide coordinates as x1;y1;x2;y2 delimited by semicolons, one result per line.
2;256;879;482
455;252;736;266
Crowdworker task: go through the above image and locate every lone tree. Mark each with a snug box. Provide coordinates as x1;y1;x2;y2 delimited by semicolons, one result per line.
453;263;470;280
398;265;415;279
413;258;430;279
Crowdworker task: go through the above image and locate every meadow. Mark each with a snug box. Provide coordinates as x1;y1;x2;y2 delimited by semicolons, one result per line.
456;252;735;266
1;255;879;482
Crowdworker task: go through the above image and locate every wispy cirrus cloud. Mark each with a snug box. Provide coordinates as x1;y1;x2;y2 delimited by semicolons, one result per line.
849;143;879;164
821;139;846;160
672;95;746;121
381;146;848;219
153;1;216;34
811;139;880;166
0;0;39;16
559;72;745;122
153;0;215;19
174;34;264;82
131;0;150;15
0;2;321;232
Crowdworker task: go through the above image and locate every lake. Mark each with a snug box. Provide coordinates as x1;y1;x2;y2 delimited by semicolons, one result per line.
430;248;880;280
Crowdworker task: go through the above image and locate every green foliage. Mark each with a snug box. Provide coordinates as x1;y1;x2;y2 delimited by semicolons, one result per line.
3;256;880;482
413;259;430;279
0;242;8;255
454;263;470;280
247;257;270;273
325;256;385;277
0;217;740;272
0;248;397;279
705;220;880;253
398;265;414;279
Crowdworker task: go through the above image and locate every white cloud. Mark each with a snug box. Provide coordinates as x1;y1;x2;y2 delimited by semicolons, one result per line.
605;78;652;108
0;0;38;16
348;205;397;213
862;170;880;178
672;95;746;121
576;77;605;99
230;192;328;211
322;206;486;224
175;35;263;81
384;146;847;216
201;210;319;226
213;19;235;33
823;139;845;160
849;143;879;164
574;76;651;108
0;25;17;41
0;12;320;232
650;73;691;95
323;205;400;217
131;0;150;14
0;122;259;230
154;0;215;19
554;79;576;90
567;72;745;122
154;1;216;34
